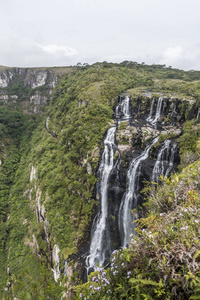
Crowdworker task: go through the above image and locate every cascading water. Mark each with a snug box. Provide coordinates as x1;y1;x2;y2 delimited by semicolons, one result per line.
152;140;171;183
197;107;200;119
86;126;116;273
153;96;163;124
146;97;155;122
165;142;177;178
119;136;159;248
116;94;131;120
147;96;163;126
152;140;177;183
86;94;131;273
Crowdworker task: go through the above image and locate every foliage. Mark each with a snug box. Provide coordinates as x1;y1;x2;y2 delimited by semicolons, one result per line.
8;74;33;98
2;263;66;300
178;119;200;170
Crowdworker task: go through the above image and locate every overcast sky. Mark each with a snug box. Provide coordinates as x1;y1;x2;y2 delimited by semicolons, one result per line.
0;0;200;70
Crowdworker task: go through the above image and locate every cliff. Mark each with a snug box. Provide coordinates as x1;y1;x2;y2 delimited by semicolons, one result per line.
0;66;73;113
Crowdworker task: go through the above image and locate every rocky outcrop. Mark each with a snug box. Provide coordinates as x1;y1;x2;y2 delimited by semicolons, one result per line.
0;67;60;113
0;68;26;88
24;69;58;89
24;234;40;256
130;95;198;122
0;94;18;104
52;244;60;282
0;68;58;89
30;90;49;113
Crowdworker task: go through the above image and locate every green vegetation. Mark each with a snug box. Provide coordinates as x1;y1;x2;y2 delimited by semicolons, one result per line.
178;119;200;170
0;107;41;292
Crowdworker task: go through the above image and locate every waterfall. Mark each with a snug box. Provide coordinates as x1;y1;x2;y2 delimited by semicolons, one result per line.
197;107;200;119
147;96;163;126
121;95;130;119
165;143;177;178
119;136;159;248
116;94;130;120
147;97;155;121
153;96;163;124
152;140;177;183
86;126;116;272
152;140;171;183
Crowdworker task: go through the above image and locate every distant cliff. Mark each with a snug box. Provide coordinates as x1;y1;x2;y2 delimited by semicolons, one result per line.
0;66;72;113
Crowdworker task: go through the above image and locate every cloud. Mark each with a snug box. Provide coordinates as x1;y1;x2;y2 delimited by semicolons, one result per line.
39;44;77;57
0;37;78;67
162;46;184;64
159;45;200;70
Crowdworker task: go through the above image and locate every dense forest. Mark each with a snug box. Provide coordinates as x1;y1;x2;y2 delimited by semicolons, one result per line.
0;62;200;299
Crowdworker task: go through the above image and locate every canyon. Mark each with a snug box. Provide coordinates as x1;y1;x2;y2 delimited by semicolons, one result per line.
0;62;200;299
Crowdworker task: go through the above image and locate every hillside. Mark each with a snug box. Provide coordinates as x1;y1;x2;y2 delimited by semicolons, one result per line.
0;62;200;299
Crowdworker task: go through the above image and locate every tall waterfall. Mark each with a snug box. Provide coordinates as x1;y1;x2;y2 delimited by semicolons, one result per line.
119;136;159;248
116;94;130;120
147;96;163;126
86;127;116;272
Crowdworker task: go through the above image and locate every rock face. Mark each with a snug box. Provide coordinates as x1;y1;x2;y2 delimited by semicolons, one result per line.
24;69;58;89
52;244;60;282
84;93;194;279
0;67;60;113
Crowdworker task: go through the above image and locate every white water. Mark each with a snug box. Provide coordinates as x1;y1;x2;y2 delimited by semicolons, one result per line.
152;140;171;183
147;96;163;126
152;140;177;183
197;107;200;119
119;136;159;248
86;126;116;272
146;97;155;121
165;143;177;178
116;94;130;120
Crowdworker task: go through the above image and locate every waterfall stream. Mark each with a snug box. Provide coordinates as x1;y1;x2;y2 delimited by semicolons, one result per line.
86;127;116;272
86;94;131;272
147;97;155;121
119;136;159;248
152;140;171;183
152;140;177;183
147;96;163;126
116;94;131;120
164;143;177;178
